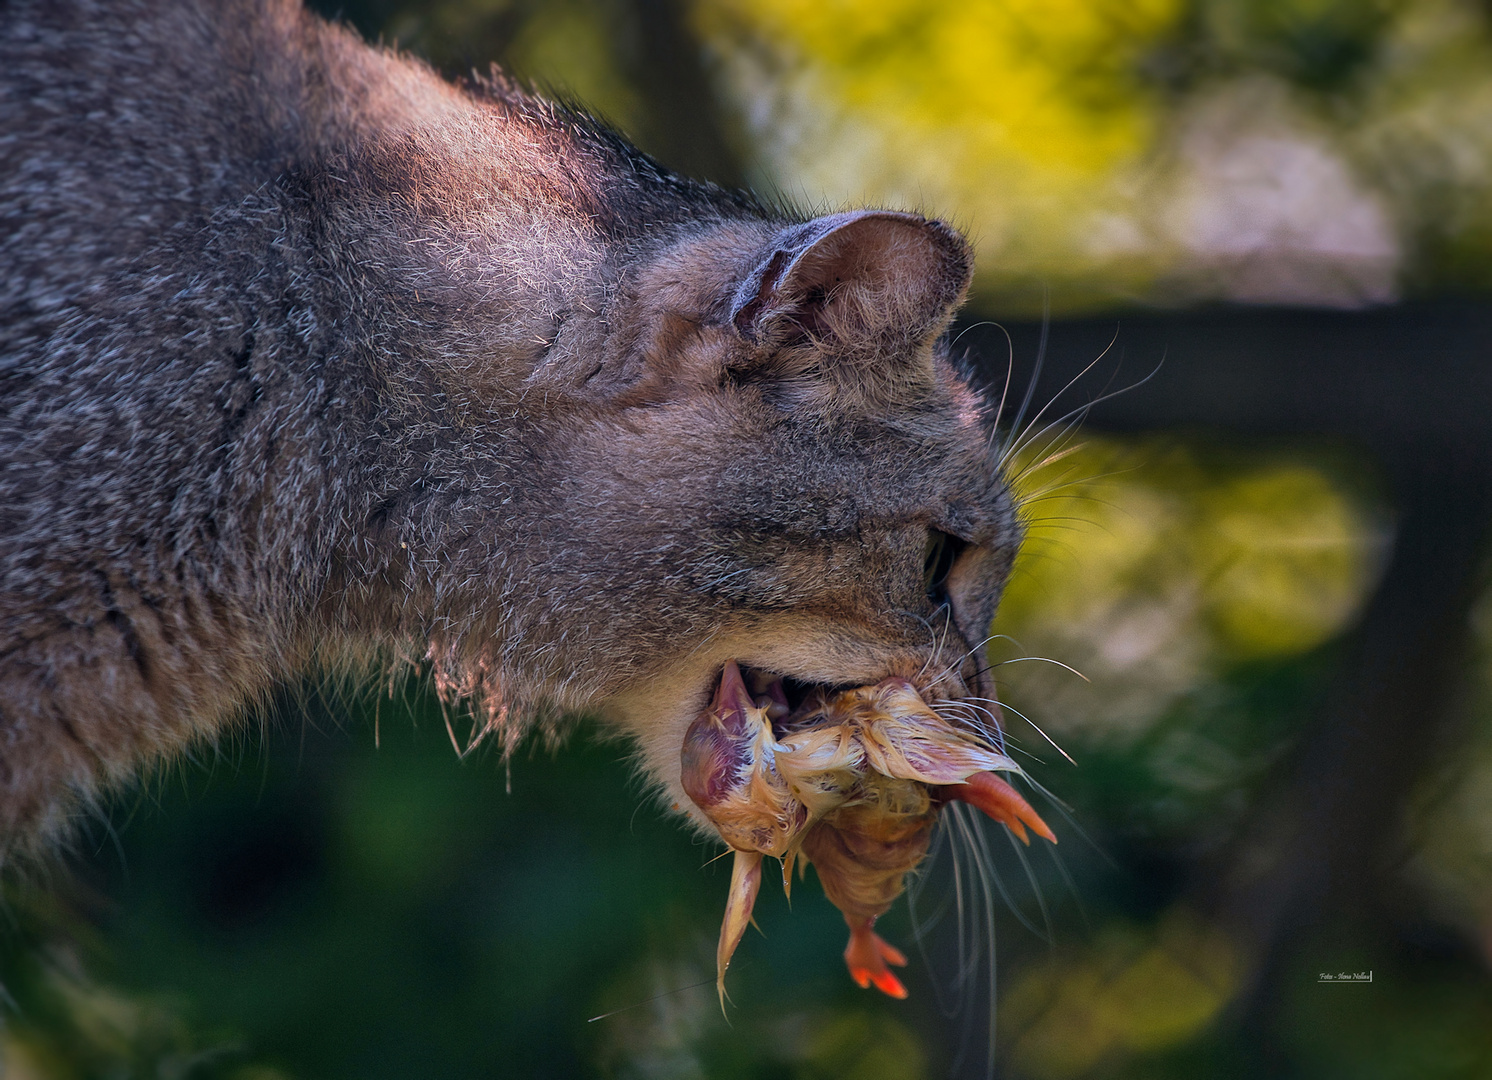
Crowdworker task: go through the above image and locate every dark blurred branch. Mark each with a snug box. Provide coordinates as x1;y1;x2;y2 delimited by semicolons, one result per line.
315;0;745;189
620;0;746;189
956;301;1492;451
959;296;1492;1030
1215;449;1492;1039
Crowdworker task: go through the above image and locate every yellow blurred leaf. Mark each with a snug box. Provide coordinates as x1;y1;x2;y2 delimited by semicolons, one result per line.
1002;908;1241;1078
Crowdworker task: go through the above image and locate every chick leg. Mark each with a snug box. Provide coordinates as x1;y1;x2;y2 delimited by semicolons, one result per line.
843;915;909;999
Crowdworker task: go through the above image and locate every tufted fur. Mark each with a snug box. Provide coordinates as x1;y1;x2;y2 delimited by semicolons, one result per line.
0;0;1021;863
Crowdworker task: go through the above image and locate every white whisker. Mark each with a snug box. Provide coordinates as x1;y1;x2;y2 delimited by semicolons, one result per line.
990;656;1091;682
1002;350;1165;479
1046;836;1092;933
982;320;1016;455
948;803;1002;1077
932;700;1009;753
977;698;1077;767
924;632;1005;689
959;805;1036;940
999;321;1120;471
1018;772;1112;869
1004;823;1054;944
996;288;1051;465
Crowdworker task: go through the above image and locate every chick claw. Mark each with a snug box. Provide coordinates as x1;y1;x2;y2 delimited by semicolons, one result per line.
944;771;1057;846
843;916;909;999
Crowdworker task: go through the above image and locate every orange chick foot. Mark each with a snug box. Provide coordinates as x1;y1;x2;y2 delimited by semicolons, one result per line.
945;771;1057;845
843;916;908;999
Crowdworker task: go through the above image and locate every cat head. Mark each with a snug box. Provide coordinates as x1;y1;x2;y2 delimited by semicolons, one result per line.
353;203;1020;822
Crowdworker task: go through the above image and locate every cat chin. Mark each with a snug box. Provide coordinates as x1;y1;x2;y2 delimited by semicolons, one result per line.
597;657;848;828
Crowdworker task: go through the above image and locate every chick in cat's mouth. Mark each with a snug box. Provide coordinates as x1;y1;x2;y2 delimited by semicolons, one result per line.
681;660;1055;1005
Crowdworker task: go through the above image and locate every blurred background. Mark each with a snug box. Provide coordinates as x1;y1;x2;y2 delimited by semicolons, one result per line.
5;0;1492;1077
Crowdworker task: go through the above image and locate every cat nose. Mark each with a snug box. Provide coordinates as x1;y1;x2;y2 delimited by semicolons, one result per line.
937;544;1004;701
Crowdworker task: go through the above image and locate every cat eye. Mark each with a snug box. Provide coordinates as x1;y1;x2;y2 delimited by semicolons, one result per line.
922;529;966;605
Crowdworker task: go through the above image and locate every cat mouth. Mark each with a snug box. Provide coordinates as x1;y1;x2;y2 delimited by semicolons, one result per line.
680;659;1056;1006
731;664;965;730
734;665;851;734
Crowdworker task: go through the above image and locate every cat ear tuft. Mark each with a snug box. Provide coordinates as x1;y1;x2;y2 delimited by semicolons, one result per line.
728;211;973;351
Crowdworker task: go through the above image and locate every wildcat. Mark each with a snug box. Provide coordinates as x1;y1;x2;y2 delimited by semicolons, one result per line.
0;0;1023;923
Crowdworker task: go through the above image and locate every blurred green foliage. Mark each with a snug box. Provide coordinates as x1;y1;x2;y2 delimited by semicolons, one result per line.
7;1;1492;1078
3;687;989;1079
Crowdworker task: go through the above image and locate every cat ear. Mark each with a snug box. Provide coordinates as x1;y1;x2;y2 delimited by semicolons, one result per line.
728;211;973;350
